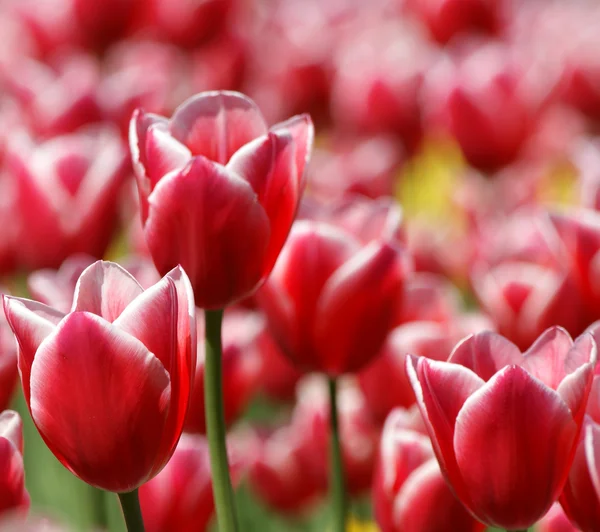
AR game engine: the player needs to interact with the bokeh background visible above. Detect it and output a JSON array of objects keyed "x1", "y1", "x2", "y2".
[{"x1": 1, "y1": 0, "x2": 600, "y2": 530}]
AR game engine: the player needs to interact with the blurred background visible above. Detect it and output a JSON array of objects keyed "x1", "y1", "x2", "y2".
[{"x1": 1, "y1": 0, "x2": 600, "y2": 530}]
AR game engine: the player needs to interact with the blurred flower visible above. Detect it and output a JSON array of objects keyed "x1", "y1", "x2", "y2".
[
  {"x1": 331, "y1": 20, "x2": 435, "y2": 152},
  {"x1": 536, "y1": 503, "x2": 578, "y2": 532},
  {"x1": 2, "y1": 54, "x2": 102, "y2": 138},
  {"x1": 140, "y1": 433, "x2": 244, "y2": 532},
  {"x1": 297, "y1": 376, "x2": 381, "y2": 495},
  {"x1": 0, "y1": 411, "x2": 29, "y2": 516},
  {"x1": 307, "y1": 136, "x2": 404, "y2": 202},
  {"x1": 424, "y1": 42, "x2": 547, "y2": 172},
  {"x1": 185, "y1": 309, "x2": 264, "y2": 433},
  {"x1": 130, "y1": 90, "x2": 313, "y2": 309},
  {"x1": 406, "y1": 327, "x2": 597, "y2": 530},
  {"x1": 259, "y1": 220, "x2": 410, "y2": 375},
  {"x1": 3, "y1": 261, "x2": 196, "y2": 492},
  {"x1": 373, "y1": 408, "x2": 483, "y2": 532},
  {"x1": 5, "y1": 126, "x2": 129, "y2": 270}
]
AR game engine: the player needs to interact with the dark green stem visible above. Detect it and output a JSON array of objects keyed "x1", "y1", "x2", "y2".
[
  {"x1": 204, "y1": 309, "x2": 239, "y2": 532},
  {"x1": 91, "y1": 487, "x2": 108, "y2": 529},
  {"x1": 117, "y1": 489, "x2": 145, "y2": 532},
  {"x1": 328, "y1": 377, "x2": 347, "y2": 532}
]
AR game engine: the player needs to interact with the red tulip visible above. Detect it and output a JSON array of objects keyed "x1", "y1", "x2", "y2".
[
  {"x1": 27, "y1": 254, "x2": 96, "y2": 313},
  {"x1": 424, "y1": 43, "x2": 543, "y2": 172},
  {"x1": 130, "y1": 90, "x2": 314, "y2": 309},
  {"x1": 0, "y1": 301, "x2": 18, "y2": 413},
  {"x1": 403, "y1": 0, "x2": 504, "y2": 44},
  {"x1": 3, "y1": 261, "x2": 196, "y2": 492},
  {"x1": 306, "y1": 136, "x2": 404, "y2": 201},
  {"x1": 6, "y1": 126, "x2": 128, "y2": 270},
  {"x1": 259, "y1": 220, "x2": 410, "y2": 375},
  {"x1": 373, "y1": 408, "x2": 483, "y2": 532},
  {"x1": 139, "y1": 433, "x2": 244, "y2": 532},
  {"x1": 185, "y1": 309, "x2": 264, "y2": 433},
  {"x1": 0, "y1": 411, "x2": 29, "y2": 515},
  {"x1": 244, "y1": 422, "x2": 327, "y2": 513},
  {"x1": 297, "y1": 377, "x2": 381, "y2": 495},
  {"x1": 472, "y1": 261, "x2": 582, "y2": 350},
  {"x1": 537, "y1": 503, "x2": 578, "y2": 532},
  {"x1": 406, "y1": 327, "x2": 597, "y2": 529}
]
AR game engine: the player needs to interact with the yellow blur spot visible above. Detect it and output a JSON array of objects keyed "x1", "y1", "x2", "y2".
[
  {"x1": 396, "y1": 135, "x2": 465, "y2": 225},
  {"x1": 346, "y1": 517, "x2": 380, "y2": 532},
  {"x1": 536, "y1": 161, "x2": 578, "y2": 206}
]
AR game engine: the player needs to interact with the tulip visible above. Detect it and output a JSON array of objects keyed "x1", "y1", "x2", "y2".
[
  {"x1": 139, "y1": 433, "x2": 245, "y2": 532},
  {"x1": 406, "y1": 327, "x2": 597, "y2": 530},
  {"x1": 259, "y1": 220, "x2": 410, "y2": 376},
  {"x1": 373, "y1": 408, "x2": 483, "y2": 532},
  {"x1": 184, "y1": 309, "x2": 263, "y2": 433},
  {"x1": 27, "y1": 254, "x2": 96, "y2": 313},
  {"x1": 3, "y1": 260, "x2": 196, "y2": 493},
  {"x1": 0, "y1": 411, "x2": 29, "y2": 516},
  {"x1": 403, "y1": 0, "x2": 503, "y2": 44},
  {"x1": 5, "y1": 126, "x2": 128, "y2": 270},
  {"x1": 472, "y1": 261, "x2": 582, "y2": 350},
  {"x1": 537, "y1": 503, "x2": 578, "y2": 532},
  {"x1": 130, "y1": 90, "x2": 313, "y2": 309},
  {"x1": 423, "y1": 43, "x2": 543, "y2": 172},
  {"x1": 0, "y1": 300, "x2": 18, "y2": 413}
]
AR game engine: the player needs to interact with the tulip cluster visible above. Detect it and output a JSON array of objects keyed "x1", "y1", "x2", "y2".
[{"x1": 3, "y1": 0, "x2": 600, "y2": 531}]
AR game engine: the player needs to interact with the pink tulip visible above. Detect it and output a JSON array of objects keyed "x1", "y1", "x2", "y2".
[
  {"x1": 259, "y1": 220, "x2": 410, "y2": 375},
  {"x1": 6, "y1": 126, "x2": 128, "y2": 270},
  {"x1": 406, "y1": 327, "x2": 597, "y2": 529},
  {"x1": 130, "y1": 90, "x2": 314, "y2": 309},
  {"x1": 3, "y1": 261, "x2": 196, "y2": 492},
  {"x1": 0, "y1": 411, "x2": 29, "y2": 515},
  {"x1": 139, "y1": 433, "x2": 244, "y2": 532},
  {"x1": 373, "y1": 408, "x2": 483, "y2": 532},
  {"x1": 537, "y1": 503, "x2": 578, "y2": 532},
  {"x1": 0, "y1": 297, "x2": 18, "y2": 413}
]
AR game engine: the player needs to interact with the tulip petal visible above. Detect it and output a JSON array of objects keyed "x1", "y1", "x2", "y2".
[
  {"x1": 586, "y1": 423, "x2": 600, "y2": 503},
  {"x1": 3, "y1": 296, "x2": 64, "y2": 402},
  {"x1": 145, "y1": 157, "x2": 271, "y2": 308},
  {"x1": 72, "y1": 261, "x2": 144, "y2": 322},
  {"x1": 0, "y1": 435, "x2": 26, "y2": 513},
  {"x1": 227, "y1": 131, "x2": 298, "y2": 274},
  {"x1": 0, "y1": 411, "x2": 23, "y2": 454},
  {"x1": 394, "y1": 459, "x2": 479, "y2": 532},
  {"x1": 144, "y1": 124, "x2": 191, "y2": 191},
  {"x1": 315, "y1": 242, "x2": 408, "y2": 374},
  {"x1": 454, "y1": 365, "x2": 578, "y2": 529},
  {"x1": 405, "y1": 355, "x2": 484, "y2": 508},
  {"x1": 169, "y1": 91, "x2": 268, "y2": 164},
  {"x1": 30, "y1": 312, "x2": 171, "y2": 492},
  {"x1": 129, "y1": 109, "x2": 169, "y2": 220},
  {"x1": 270, "y1": 114, "x2": 314, "y2": 187},
  {"x1": 449, "y1": 332, "x2": 521, "y2": 381},
  {"x1": 522, "y1": 327, "x2": 576, "y2": 389}
]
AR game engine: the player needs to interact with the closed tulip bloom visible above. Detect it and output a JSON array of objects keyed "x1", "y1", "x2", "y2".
[
  {"x1": 130, "y1": 90, "x2": 314, "y2": 309},
  {"x1": 6, "y1": 126, "x2": 128, "y2": 270},
  {"x1": 373, "y1": 408, "x2": 483, "y2": 532},
  {"x1": 3, "y1": 261, "x2": 196, "y2": 492},
  {"x1": 406, "y1": 327, "x2": 597, "y2": 530},
  {"x1": 0, "y1": 411, "x2": 29, "y2": 516},
  {"x1": 259, "y1": 220, "x2": 410, "y2": 375},
  {"x1": 139, "y1": 433, "x2": 244, "y2": 532},
  {"x1": 184, "y1": 309, "x2": 264, "y2": 433}
]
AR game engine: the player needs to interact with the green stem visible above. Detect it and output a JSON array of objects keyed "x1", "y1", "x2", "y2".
[
  {"x1": 91, "y1": 487, "x2": 108, "y2": 529},
  {"x1": 328, "y1": 377, "x2": 347, "y2": 532},
  {"x1": 117, "y1": 489, "x2": 145, "y2": 532},
  {"x1": 204, "y1": 309, "x2": 239, "y2": 532}
]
